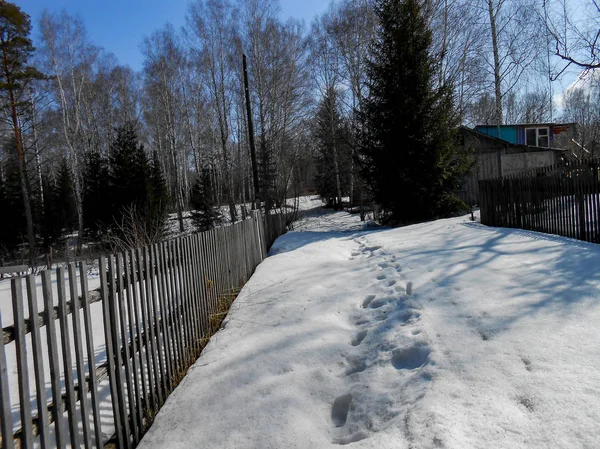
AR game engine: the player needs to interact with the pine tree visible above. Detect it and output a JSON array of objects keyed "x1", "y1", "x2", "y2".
[
  {"x1": 82, "y1": 150, "x2": 111, "y2": 239},
  {"x1": 0, "y1": 1, "x2": 45, "y2": 264},
  {"x1": 190, "y1": 168, "x2": 220, "y2": 232},
  {"x1": 358, "y1": 0, "x2": 472, "y2": 223}
]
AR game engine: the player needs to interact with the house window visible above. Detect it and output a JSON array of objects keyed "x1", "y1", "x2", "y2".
[{"x1": 525, "y1": 127, "x2": 549, "y2": 147}]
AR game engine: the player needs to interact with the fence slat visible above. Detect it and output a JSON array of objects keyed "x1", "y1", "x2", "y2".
[
  {"x1": 156, "y1": 243, "x2": 174, "y2": 391},
  {"x1": 0, "y1": 309, "x2": 14, "y2": 449},
  {"x1": 25, "y1": 275, "x2": 50, "y2": 448},
  {"x1": 41, "y1": 270, "x2": 66, "y2": 449},
  {"x1": 79, "y1": 262, "x2": 103, "y2": 448},
  {"x1": 136, "y1": 247, "x2": 155, "y2": 413},
  {"x1": 11, "y1": 277, "x2": 34, "y2": 449},
  {"x1": 102, "y1": 255, "x2": 127, "y2": 449},
  {"x1": 116, "y1": 253, "x2": 139, "y2": 444},
  {"x1": 56, "y1": 267, "x2": 80, "y2": 448},
  {"x1": 147, "y1": 246, "x2": 166, "y2": 405},
  {"x1": 67, "y1": 263, "x2": 93, "y2": 449},
  {"x1": 124, "y1": 251, "x2": 144, "y2": 438}
]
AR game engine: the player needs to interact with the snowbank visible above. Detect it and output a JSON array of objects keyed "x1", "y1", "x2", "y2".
[{"x1": 139, "y1": 211, "x2": 600, "y2": 448}]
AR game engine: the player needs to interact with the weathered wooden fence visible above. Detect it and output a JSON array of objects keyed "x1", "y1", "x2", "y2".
[
  {"x1": 0, "y1": 209, "x2": 292, "y2": 448},
  {"x1": 479, "y1": 159, "x2": 600, "y2": 243}
]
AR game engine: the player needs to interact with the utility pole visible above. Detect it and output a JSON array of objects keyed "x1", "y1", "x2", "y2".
[{"x1": 243, "y1": 53, "x2": 260, "y2": 210}]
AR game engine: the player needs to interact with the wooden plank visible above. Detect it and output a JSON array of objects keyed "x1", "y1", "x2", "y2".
[
  {"x1": 185, "y1": 236, "x2": 198, "y2": 352},
  {"x1": 147, "y1": 246, "x2": 165, "y2": 405},
  {"x1": 136, "y1": 247, "x2": 155, "y2": 413},
  {"x1": 166, "y1": 241, "x2": 185, "y2": 377},
  {"x1": 56, "y1": 267, "x2": 81, "y2": 448},
  {"x1": 175, "y1": 239, "x2": 191, "y2": 366},
  {"x1": 183, "y1": 237, "x2": 199, "y2": 356},
  {"x1": 0, "y1": 265, "x2": 28, "y2": 276},
  {"x1": 156, "y1": 243, "x2": 174, "y2": 391},
  {"x1": 103, "y1": 255, "x2": 128, "y2": 448},
  {"x1": 194, "y1": 234, "x2": 207, "y2": 346},
  {"x1": 25, "y1": 275, "x2": 50, "y2": 448},
  {"x1": 124, "y1": 251, "x2": 144, "y2": 437},
  {"x1": 11, "y1": 277, "x2": 34, "y2": 448},
  {"x1": 41, "y1": 270, "x2": 66, "y2": 449},
  {"x1": 0, "y1": 309, "x2": 14, "y2": 449},
  {"x1": 116, "y1": 253, "x2": 139, "y2": 444},
  {"x1": 79, "y1": 262, "x2": 103, "y2": 448},
  {"x1": 163, "y1": 241, "x2": 182, "y2": 377},
  {"x1": 67, "y1": 263, "x2": 93, "y2": 449},
  {"x1": 197, "y1": 233, "x2": 211, "y2": 338}
]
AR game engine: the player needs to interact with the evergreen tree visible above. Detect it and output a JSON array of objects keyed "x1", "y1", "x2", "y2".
[
  {"x1": 358, "y1": 0, "x2": 472, "y2": 223},
  {"x1": 109, "y1": 122, "x2": 151, "y2": 219},
  {"x1": 39, "y1": 170, "x2": 61, "y2": 248},
  {"x1": 149, "y1": 149, "x2": 169, "y2": 222},
  {"x1": 0, "y1": 157, "x2": 26, "y2": 254},
  {"x1": 55, "y1": 157, "x2": 78, "y2": 232},
  {"x1": 0, "y1": 1, "x2": 45, "y2": 264},
  {"x1": 314, "y1": 87, "x2": 353, "y2": 208},
  {"x1": 190, "y1": 168, "x2": 220, "y2": 232},
  {"x1": 82, "y1": 150, "x2": 111, "y2": 238}
]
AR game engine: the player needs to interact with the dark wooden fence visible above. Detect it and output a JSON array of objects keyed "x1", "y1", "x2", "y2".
[
  {"x1": 479, "y1": 159, "x2": 600, "y2": 243},
  {"x1": 0, "y1": 209, "x2": 293, "y2": 448}
]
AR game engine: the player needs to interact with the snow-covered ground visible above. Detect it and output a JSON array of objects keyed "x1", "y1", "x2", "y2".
[
  {"x1": 139, "y1": 210, "x2": 600, "y2": 449},
  {"x1": 167, "y1": 195, "x2": 324, "y2": 238}
]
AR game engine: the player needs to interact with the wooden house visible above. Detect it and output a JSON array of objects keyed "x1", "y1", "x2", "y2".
[{"x1": 457, "y1": 123, "x2": 576, "y2": 205}]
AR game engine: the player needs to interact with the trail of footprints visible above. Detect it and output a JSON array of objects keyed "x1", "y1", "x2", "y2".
[{"x1": 331, "y1": 240, "x2": 432, "y2": 445}]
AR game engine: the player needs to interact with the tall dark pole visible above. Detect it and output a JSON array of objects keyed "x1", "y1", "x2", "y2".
[{"x1": 243, "y1": 53, "x2": 260, "y2": 209}]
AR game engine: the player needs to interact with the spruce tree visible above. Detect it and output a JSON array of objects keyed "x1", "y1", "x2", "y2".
[
  {"x1": 358, "y1": 0, "x2": 472, "y2": 223},
  {"x1": 40, "y1": 170, "x2": 61, "y2": 248},
  {"x1": 82, "y1": 150, "x2": 111, "y2": 239},
  {"x1": 314, "y1": 87, "x2": 352, "y2": 208},
  {"x1": 190, "y1": 168, "x2": 220, "y2": 232},
  {"x1": 55, "y1": 157, "x2": 78, "y2": 232},
  {"x1": 149, "y1": 149, "x2": 169, "y2": 222},
  {"x1": 109, "y1": 122, "x2": 151, "y2": 219}
]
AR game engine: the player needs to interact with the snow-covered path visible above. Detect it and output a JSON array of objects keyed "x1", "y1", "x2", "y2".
[{"x1": 139, "y1": 212, "x2": 600, "y2": 449}]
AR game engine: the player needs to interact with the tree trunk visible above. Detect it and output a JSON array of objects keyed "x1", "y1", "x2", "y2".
[{"x1": 488, "y1": 0, "x2": 503, "y2": 125}]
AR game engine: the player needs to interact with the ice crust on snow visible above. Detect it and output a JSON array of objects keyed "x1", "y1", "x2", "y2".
[{"x1": 140, "y1": 210, "x2": 600, "y2": 449}]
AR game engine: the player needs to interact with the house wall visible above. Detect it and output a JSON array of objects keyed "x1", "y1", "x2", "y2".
[{"x1": 501, "y1": 151, "x2": 557, "y2": 176}]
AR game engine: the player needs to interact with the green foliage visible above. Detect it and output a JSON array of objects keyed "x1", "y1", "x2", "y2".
[
  {"x1": 110, "y1": 123, "x2": 152, "y2": 218},
  {"x1": 0, "y1": 157, "x2": 25, "y2": 255},
  {"x1": 358, "y1": 0, "x2": 473, "y2": 223},
  {"x1": 149, "y1": 149, "x2": 169, "y2": 223},
  {"x1": 104, "y1": 122, "x2": 167, "y2": 247},
  {"x1": 0, "y1": 1, "x2": 45, "y2": 100},
  {"x1": 314, "y1": 87, "x2": 353, "y2": 208},
  {"x1": 83, "y1": 150, "x2": 111, "y2": 239},
  {"x1": 190, "y1": 168, "x2": 221, "y2": 232}
]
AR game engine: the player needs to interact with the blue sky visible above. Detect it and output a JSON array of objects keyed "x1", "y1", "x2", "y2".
[{"x1": 16, "y1": 0, "x2": 331, "y2": 71}]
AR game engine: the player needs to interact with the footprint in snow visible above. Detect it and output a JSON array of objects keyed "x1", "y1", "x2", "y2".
[
  {"x1": 331, "y1": 394, "x2": 353, "y2": 427},
  {"x1": 362, "y1": 295, "x2": 376, "y2": 308},
  {"x1": 345, "y1": 357, "x2": 368, "y2": 376},
  {"x1": 391, "y1": 343, "x2": 430, "y2": 370},
  {"x1": 351, "y1": 330, "x2": 368, "y2": 346},
  {"x1": 333, "y1": 431, "x2": 369, "y2": 445},
  {"x1": 386, "y1": 279, "x2": 396, "y2": 287},
  {"x1": 376, "y1": 274, "x2": 386, "y2": 280}
]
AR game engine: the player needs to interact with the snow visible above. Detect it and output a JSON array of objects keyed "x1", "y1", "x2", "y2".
[
  {"x1": 139, "y1": 210, "x2": 600, "y2": 449},
  {"x1": 167, "y1": 195, "x2": 324, "y2": 238}
]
